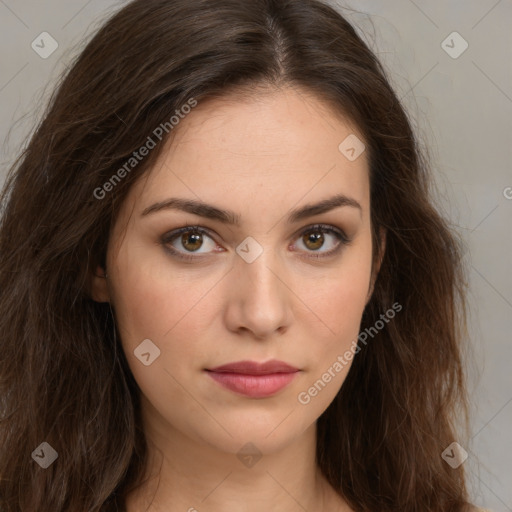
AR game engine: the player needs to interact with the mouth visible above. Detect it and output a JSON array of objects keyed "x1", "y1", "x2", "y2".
[{"x1": 204, "y1": 360, "x2": 300, "y2": 398}]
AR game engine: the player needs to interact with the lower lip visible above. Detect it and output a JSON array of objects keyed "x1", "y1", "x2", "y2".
[{"x1": 206, "y1": 371, "x2": 298, "y2": 398}]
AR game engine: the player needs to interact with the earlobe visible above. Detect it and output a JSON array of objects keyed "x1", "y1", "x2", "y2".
[{"x1": 89, "y1": 265, "x2": 110, "y2": 303}]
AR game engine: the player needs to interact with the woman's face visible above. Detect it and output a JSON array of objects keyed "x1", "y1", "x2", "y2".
[{"x1": 92, "y1": 85, "x2": 380, "y2": 456}]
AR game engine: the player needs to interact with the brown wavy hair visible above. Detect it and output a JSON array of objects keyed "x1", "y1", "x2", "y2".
[{"x1": 0, "y1": 0, "x2": 473, "y2": 510}]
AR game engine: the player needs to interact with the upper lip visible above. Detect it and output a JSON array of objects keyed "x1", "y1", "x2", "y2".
[{"x1": 206, "y1": 359, "x2": 299, "y2": 375}]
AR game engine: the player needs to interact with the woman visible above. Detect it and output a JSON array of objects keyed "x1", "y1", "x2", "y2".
[{"x1": 0, "y1": 0, "x2": 486, "y2": 510}]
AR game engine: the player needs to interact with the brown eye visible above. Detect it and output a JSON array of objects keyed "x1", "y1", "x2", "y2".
[
  {"x1": 294, "y1": 224, "x2": 350, "y2": 259},
  {"x1": 180, "y1": 231, "x2": 204, "y2": 252},
  {"x1": 302, "y1": 230, "x2": 325, "y2": 251},
  {"x1": 162, "y1": 226, "x2": 218, "y2": 261}
]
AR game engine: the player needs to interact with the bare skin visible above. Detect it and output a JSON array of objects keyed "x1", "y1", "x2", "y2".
[{"x1": 91, "y1": 84, "x2": 384, "y2": 512}]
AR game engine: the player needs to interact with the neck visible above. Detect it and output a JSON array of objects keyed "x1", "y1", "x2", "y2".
[{"x1": 124, "y1": 397, "x2": 346, "y2": 512}]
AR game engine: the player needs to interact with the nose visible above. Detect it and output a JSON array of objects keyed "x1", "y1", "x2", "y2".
[{"x1": 223, "y1": 242, "x2": 292, "y2": 340}]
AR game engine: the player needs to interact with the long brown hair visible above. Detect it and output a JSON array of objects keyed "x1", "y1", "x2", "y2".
[{"x1": 0, "y1": 0, "x2": 472, "y2": 510}]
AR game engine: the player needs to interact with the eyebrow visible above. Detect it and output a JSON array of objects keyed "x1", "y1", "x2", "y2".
[{"x1": 141, "y1": 193, "x2": 362, "y2": 225}]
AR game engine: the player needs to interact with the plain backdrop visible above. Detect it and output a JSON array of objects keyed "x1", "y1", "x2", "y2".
[{"x1": 0, "y1": 0, "x2": 511, "y2": 510}]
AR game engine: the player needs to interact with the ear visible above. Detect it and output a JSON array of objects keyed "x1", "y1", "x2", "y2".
[
  {"x1": 89, "y1": 265, "x2": 110, "y2": 303},
  {"x1": 366, "y1": 227, "x2": 386, "y2": 304}
]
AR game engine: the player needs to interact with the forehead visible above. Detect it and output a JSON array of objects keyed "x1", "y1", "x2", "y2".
[{"x1": 125, "y1": 86, "x2": 370, "y2": 222}]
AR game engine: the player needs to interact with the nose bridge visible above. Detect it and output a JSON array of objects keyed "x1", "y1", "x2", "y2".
[
  {"x1": 230, "y1": 235, "x2": 290, "y2": 333},
  {"x1": 236, "y1": 235, "x2": 282, "y2": 296}
]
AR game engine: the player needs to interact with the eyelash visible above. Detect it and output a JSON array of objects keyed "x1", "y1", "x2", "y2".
[{"x1": 161, "y1": 223, "x2": 352, "y2": 262}]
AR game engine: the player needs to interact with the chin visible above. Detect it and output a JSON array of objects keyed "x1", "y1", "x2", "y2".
[{"x1": 188, "y1": 409, "x2": 315, "y2": 457}]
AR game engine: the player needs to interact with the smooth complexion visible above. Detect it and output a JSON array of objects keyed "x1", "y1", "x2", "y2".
[{"x1": 91, "y1": 84, "x2": 385, "y2": 512}]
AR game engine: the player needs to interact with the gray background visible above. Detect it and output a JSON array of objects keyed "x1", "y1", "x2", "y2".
[{"x1": 0, "y1": 0, "x2": 510, "y2": 510}]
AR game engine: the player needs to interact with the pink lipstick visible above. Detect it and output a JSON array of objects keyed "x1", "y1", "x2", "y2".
[{"x1": 205, "y1": 360, "x2": 300, "y2": 398}]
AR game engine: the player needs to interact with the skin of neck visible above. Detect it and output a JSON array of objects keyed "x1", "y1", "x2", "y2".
[{"x1": 124, "y1": 395, "x2": 343, "y2": 512}]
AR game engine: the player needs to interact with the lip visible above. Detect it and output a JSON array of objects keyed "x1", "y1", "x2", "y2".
[
  {"x1": 205, "y1": 360, "x2": 300, "y2": 398},
  {"x1": 208, "y1": 360, "x2": 299, "y2": 375}
]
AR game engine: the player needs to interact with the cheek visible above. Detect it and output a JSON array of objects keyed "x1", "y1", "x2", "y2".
[
  {"x1": 108, "y1": 256, "x2": 216, "y2": 416},
  {"x1": 313, "y1": 271, "x2": 369, "y2": 322},
  {"x1": 304, "y1": 249, "x2": 372, "y2": 333},
  {"x1": 299, "y1": 243, "x2": 372, "y2": 373},
  {"x1": 309, "y1": 278, "x2": 369, "y2": 373},
  {"x1": 108, "y1": 242, "x2": 221, "y2": 368},
  {"x1": 293, "y1": 264, "x2": 371, "y2": 414}
]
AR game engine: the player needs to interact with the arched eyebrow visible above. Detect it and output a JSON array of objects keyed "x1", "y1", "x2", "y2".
[{"x1": 141, "y1": 193, "x2": 362, "y2": 225}]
